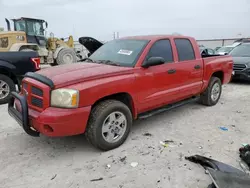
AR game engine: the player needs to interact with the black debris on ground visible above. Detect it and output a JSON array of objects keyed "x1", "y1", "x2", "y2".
[
  {"x1": 143, "y1": 133, "x2": 153, "y2": 137},
  {"x1": 51, "y1": 174, "x2": 57, "y2": 180},
  {"x1": 186, "y1": 155, "x2": 250, "y2": 188},
  {"x1": 90, "y1": 177, "x2": 103, "y2": 182},
  {"x1": 239, "y1": 144, "x2": 250, "y2": 168},
  {"x1": 120, "y1": 156, "x2": 127, "y2": 163}
]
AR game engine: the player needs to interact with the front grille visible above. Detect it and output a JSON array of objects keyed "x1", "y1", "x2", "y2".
[
  {"x1": 31, "y1": 97, "x2": 43, "y2": 108},
  {"x1": 233, "y1": 64, "x2": 246, "y2": 71},
  {"x1": 30, "y1": 86, "x2": 44, "y2": 108},
  {"x1": 22, "y1": 82, "x2": 45, "y2": 109},
  {"x1": 31, "y1": 86, "x2": 43, "y2": 97}
]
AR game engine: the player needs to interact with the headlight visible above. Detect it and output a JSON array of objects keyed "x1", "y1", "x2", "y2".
[{"x1": 51, "y1": 89, "x2": 79, "y2": 108}]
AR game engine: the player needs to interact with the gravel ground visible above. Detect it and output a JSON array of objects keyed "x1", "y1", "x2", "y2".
[{"x1": 0, "y1": 82, "x2": 250, "y2": 188}]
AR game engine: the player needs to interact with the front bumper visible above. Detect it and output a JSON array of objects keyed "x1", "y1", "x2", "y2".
[
  {"x1": 8, "y1": 92, "x2": 91, "y2": 137},
  {"x1": 232, "y1": 68, "x2": 250, "y2": 81}
]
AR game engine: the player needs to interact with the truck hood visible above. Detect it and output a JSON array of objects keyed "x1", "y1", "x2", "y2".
[
  {"x1": 232, "y1": 57, "x2": 250, "y2": 65},
  {"x1": 37, "y1": 62, "x2": 133, "y2": 88}
]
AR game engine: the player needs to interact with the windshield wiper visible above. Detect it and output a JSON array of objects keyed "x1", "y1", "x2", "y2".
[{"x1": 97, "y1": 60, "x2": 120, "y2": 66}]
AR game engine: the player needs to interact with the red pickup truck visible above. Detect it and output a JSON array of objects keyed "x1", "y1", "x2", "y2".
[{"x1": 8, "y1": 35, "x2": 233, "y2": 151}]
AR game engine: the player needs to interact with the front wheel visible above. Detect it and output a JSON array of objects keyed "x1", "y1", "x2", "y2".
[
  {"x1": 200, "y1": 77, "x2": 222, "y2": 106},
  {"x1": 85, "y1": 100, "x2": 132, "y2": 151}
]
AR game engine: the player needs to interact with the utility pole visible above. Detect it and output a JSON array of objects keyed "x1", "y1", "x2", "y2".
[{"x1": 113, "y1": 32, "x2": 119, "y2": 39}]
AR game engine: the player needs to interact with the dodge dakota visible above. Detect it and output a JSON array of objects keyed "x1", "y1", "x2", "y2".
[
  {"x1": 0, "y1": 51, "x2": 40, "y2": 104},
  {"x1": 8, "y1": 35, "x2": 233, "y2": 151}
]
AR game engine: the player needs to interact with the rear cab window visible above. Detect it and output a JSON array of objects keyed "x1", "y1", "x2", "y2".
[
  {"x1": 174, "y1": 38, "x2": 196, "y2": 61},
  {"x1": 146, "y1": 39, "x2": 173, "y2": 63}
]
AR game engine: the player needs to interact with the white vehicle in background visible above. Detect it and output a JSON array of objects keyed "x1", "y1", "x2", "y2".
[{"x1": 216, "y1": 43, "x2": 241, "y2": 55}]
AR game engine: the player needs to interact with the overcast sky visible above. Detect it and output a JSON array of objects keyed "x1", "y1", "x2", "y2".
[{"x1": 0, "y1": 0, "x2": 249, "y2": 41}]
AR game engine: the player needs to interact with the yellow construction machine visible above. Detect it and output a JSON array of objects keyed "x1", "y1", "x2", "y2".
[{"x1": 0, "y1": 17, "x2": 77, "y2": 65}]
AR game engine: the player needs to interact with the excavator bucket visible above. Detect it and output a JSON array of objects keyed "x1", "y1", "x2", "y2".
[{"x1": 78, "y1": 37, "x2": 103, "y2": 55}]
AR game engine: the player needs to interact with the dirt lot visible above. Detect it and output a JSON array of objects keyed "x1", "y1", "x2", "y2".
[{"x1": 0, "y1": 82, "x2": 250, "y2": 188}]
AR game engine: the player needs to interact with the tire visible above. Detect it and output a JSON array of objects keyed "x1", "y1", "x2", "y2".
[
  {"x1": 0, "y1": 74, "x2": 16, "y2": 105},
  {"x1": 85, "y1": 100, "x2": 133, "y2": 151},
  {"x1": 56, "y1": 48, "x2": 77, "y2": 65},
  {"x1": 200, "y1": 77, "x2": 222, "y2": 106}
]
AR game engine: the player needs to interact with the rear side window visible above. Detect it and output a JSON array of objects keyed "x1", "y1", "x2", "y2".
[
  {"x1": 174, "y1": 39, "x2": 195, "y2": 61},
  {"x1": 147, "y1": 39, "x2": 173, "y2": 63}
]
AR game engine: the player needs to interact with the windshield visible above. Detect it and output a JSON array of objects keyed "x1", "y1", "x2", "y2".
[
  {"x1": 229, "y1": 44, "x2": 250, "y2": 57},
  {"x1": 26, "y1": 20, "x2": 44, "y2": 36},
  {"x1": 217, "y1": 46, "x2": 233, "y2": 53},
  {"x1": 15, "y1": 20, "x2": 44, "y2": 36},
  {"x1": 89, "y1": 39, "x2": 149, "y2": 67}
]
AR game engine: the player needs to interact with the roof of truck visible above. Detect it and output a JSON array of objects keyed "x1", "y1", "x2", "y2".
[{"x1": 121, "y1": 34, "x2": 192, "y2": 40}]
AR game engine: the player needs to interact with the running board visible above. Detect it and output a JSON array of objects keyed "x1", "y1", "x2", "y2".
[{"x1": 138, "y1": 96, "x2": 200, "y2": 119}]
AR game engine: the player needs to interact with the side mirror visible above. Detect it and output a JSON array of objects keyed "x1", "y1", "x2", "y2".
[
  {"x1": 224, "y1": 52, "x2": 228, "y2": 55},
  {"x1": 45, "y1": 22, "x2": 48, "y2": 29},
  {"x1": 142, "y1": 57, "x2": 165, "y2": 68}
]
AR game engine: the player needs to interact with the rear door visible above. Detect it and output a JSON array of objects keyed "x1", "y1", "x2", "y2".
[{"x1": 172, "y1": 38, "x2": 203, "y2": 98}]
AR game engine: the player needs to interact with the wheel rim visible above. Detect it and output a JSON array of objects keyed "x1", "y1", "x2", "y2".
[
  {"x1": 63, "y1": 54, "x2": 74, "y2": 63},
  {"x1": 0, "y1": 80, "x2": 10, "y2": 99},
  {"x1": 211, "y1": 82, "x2": 220, "y2": 102},
  {"x1": 102, "y1": 111, "x2": 127, "y2": 143}
]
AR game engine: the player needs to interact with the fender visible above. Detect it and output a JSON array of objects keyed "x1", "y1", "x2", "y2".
[
  {"x1": 53, "y1": 46, "x2": 68, "y2": 59},
  {"x1": 9, "y1": 43, "x2": 39, "y2": 51}
]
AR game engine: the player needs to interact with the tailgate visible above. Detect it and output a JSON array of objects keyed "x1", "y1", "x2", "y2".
[{"x1": 0, "y1": 51, "x2": 39, "y2": 74}]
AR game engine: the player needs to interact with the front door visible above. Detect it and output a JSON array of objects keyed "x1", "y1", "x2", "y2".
[{"x1": 136, "y1": 39, "x2": 181, "y2": 113}]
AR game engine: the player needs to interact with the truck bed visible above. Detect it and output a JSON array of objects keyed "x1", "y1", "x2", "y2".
[{"x1": 202, "y1": 55, "x2": 233, "y2": 86}]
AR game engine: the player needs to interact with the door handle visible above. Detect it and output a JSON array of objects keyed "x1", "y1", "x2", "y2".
[
  {"x1": 194, "y1": 65, "x2": 201, "y2": 69},
  {"x1": 167, "y1": 69, "x2": 176, "y2": 74}
]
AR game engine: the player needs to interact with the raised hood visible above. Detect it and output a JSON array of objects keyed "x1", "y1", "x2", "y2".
[
  {"x1": 78, "y1": 37, "x2": 104, "y2": 55},
  {"x1": 37, "y1": 63, "x2": 133, "y2": 88}
]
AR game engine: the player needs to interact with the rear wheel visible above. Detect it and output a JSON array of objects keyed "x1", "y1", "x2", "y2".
[
  {"x1": 85, "y1": 100, "x2": 132, "y2": 151},
  {"x1": 0, "y1": 74, "x2": 16, "y2": 105},
  {"x1": 56, "y1": 48, "x2": 77, "y2": 65},
  {"x1": 200, "y1": 77, "x2": 222, "y2": 106}
]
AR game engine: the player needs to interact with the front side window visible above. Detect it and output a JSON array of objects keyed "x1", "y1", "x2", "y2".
[
  {"x1": 175, "y1": 39, "x2": 195, "y2": 61},
  {"x1": 90, "y1": 39, "x2": 149, "y2": 67},
  {"x1": 146, "y1": 39, "x2": 173, "y2": 63},
  {"x1": 15, "y1": 20, "x2": 26, "y2": 32}
]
